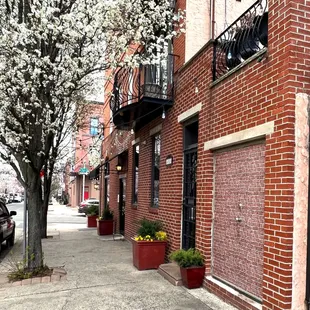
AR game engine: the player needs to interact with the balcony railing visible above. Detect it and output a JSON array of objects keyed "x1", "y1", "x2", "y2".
[
  {"x1": 212, "y1": 0, "x2": 268, "y2": 81},
  {"x1": 110, "y1": 56, "x2": 174, "y2": 116}
]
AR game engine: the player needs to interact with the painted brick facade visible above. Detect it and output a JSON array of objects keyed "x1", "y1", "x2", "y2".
[{"x1": 100, "y1": 1, "x2": 310, "y2": 309}]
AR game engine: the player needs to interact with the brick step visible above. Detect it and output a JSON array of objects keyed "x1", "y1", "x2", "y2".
[{"x1": 157, "y1": 262, "x2": 183, "y2": 286}]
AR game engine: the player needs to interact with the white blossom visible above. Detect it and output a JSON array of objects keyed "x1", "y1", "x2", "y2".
[{"x1": 0, "y1": 0, "x2": 184, "y2": 175}]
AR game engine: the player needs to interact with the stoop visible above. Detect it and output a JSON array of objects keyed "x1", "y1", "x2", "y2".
[{"x1": 158, "y1": 262, "x2": 183, "y2": 286}]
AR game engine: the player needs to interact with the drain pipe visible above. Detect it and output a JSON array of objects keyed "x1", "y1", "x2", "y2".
[
  {"x1": 306, "y1": 118, "x2": 310, "y2": 309},
  {"x1": 210, "y1": 0, "x2": 215, "y2": 39}
]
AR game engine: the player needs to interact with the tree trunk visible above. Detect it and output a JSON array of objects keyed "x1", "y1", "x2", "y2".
[
  {"x1": 27, "y1": 174, "x2": 43, "y2": 270},
  {"x1": 41, "y1": 202, "x2": 48, "y2": 239}
]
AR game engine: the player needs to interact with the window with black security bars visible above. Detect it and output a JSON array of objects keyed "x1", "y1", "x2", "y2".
[
  {"x1": 132, "y1": 144, "x2": 139, "y2": 204},
  {"x1": 151, "y1": 134, "x2": 161, "y2": 208}
]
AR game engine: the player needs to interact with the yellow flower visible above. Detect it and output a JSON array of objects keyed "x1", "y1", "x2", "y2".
[{"x1": 155, "y1": 231, "x2": 167, "y2": 241}]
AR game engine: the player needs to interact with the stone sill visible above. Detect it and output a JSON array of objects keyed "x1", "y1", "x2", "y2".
[
  {"x1": 149, "y1": 207, "x2": 159, "y2": 214},
  {"x1": 206, "y1": 276, "x2": 262, "y2": 310},
  {"x1": 131, "y1": 204, "x2": 138, "y2": 210}
]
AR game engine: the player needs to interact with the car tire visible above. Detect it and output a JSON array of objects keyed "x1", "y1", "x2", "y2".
[{"x1": 7, "y1": 229, "x2": 15, "y2": 247}]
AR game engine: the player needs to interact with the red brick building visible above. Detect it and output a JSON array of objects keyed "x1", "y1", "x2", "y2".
[
  {"x1": 67, "y1": 101, "x2": 105, "y2": 207},
  {"x1": 100, "y1": 0, "x2": 310, "y2": 309}
]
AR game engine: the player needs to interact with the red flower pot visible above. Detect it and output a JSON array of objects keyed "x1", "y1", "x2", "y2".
[
  {"x1": 132, "y1": 238, "x2": 166, "y2": 270},
  {"x1": 87, "y1": 215, "x2": 98, "y2": 228},
  {"x1": 97, "y1": 219, "x2": 114, "y2": 235},
  {"x1": 180, "y1": 266, "x2": 205, "y2": 289}
]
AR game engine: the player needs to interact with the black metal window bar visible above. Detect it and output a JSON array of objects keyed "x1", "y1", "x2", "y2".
[
  {"x1": 182, "y1": 149, "x2": 197, "y2": 250},
  {"x1": 212, "y1": 0, "x2": 268, "y2": 81},
  {"x1": 110, "y1": 55, "x2": 174, "y2": 114}
]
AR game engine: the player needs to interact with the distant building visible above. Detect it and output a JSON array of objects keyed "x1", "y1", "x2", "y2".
[{"x1": 67, "y1": 101, "x2": 105, "y2": 207}]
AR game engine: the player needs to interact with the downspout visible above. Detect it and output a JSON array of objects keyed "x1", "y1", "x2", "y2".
[{"x1": 211, "y1": 0, "x2": 215, "y2": 39}]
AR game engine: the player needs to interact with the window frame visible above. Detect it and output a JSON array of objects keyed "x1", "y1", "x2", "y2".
[
  {"x1": 90, "y1": 117, "x2": 99, "y2": 136},
  {"x1": 151, "y1": 133, "x2": 161, "y2": 208},
  {"x1": 0, "y1": 201, "x2": 8, "y2": 217}
]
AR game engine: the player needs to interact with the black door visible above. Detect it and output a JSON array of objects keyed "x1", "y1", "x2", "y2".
[
  {"x1": 182, "y1": 148, "x2": 197, "y2": 249},
  {"x1": 182, "y1": 120, "x2": 198, "y2": 250},
  {"x1": 119, "y1": 178, "x2": 126, "y2": 235}
]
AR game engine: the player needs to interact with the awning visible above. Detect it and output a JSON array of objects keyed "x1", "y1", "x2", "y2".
[{"x1": 89, "y1": 165, "x2": 100, "y2": 180}]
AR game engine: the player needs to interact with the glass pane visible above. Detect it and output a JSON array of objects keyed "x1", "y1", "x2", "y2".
[
  {"x1": 133, "y1": 144, "x2": 139, "y2": 203},
  {"x1": 90, "y1": 118, "x2": 99, "y2": 135},
  {"x1": 152, "y1": 135, "x2": 160, "y2": 207}
]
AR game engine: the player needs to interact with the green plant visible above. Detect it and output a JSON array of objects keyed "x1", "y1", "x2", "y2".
[
  {"x1": 7, "y1": 246, "x2": 52, "y2": 282},
  {"x1": 8, "y1": 264, "x2": 52, "y2": 282},
  {"x1": 85, "y1": 204, "x2": 99, "y2": 216},
  {"x1": 137, "y1": 218, "x2": 163, "y2": 239},
  {"x1": 99, "y1": 207, "x2": 114, "y2": 220},
  {"x1": 169, "y1": 248, "x2": 204, "y2": 268}
]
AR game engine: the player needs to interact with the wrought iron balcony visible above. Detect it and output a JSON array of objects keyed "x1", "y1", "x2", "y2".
[
  {"x1": 212, "y1": 0, "x2": 268, "y2": 81},
  {"x1": 110, "y1": 56, "x2": 174, "y2": 130}
]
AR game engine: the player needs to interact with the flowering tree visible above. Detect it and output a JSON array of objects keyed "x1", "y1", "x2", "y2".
[
  {"x1": 0, "y1": 0, "x2": 183, "y2": 269},
  {"x1": 0, "y1": 162, "x2": 23, "y2": 194}
]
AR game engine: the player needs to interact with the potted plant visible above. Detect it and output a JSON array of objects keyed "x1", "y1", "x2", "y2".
[
  {"x1": 132, "y1": 218, "x2": 167, "y2": 270},
  {"x1": 97, "y1": 207, "x2": 114, "y2": 235},
  {"x1": 85, "y1": 204, "x2": 99, "y2": 228},
  {"x1": 169, "y1": 248, "x2": 205, "y2": 289}
]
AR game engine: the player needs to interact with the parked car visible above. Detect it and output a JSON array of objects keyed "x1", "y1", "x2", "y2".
[
  {"x1": 78, "y1": 199, "x2": 100, "y2": 214},
  {"x1": 0, "y1": 199, "x2": 16, "y2": 253},
  {"x1": 12, "y1": 195, "x2": 22, "y2": 203}
]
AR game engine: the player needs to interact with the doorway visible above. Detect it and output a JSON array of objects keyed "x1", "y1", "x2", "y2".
[
  {"x1": 182, "y1": 120, "x2": 198, "y2": 250},
  {"x1": 119, "y1": 178, "x2": 126, "y2": 235}
]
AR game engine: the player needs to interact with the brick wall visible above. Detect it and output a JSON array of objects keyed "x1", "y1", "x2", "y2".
[{"x1": 101, "y1": 0, "x2": 310, "y2": 309}]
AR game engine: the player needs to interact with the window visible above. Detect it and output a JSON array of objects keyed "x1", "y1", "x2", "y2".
[
  {"x1": 104, "y1": 178, "x2": 110, "y2": 208},
  {"x1": 90, "y1": 118, "x2": 99, "y2": 136},
  {"x1": 109, "y1": 109, "x2": 113, "y2": 134},
  {"x1": 151, "y1": 134, "x2": 161, "y2": 207},
  {"x1": 0, "y1": 202, "x2": 8, "y2": 217},
  {"x1": 104, "y1": 162, "x2": 110, "y2": 208},
  {"x1": 132, "y1": 144, "x2": 139, "y2": 204}
]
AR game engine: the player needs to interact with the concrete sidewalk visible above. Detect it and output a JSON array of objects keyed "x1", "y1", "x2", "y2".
[{"x1": 0, "y1": 228, "x2": 236, "y2": 310}]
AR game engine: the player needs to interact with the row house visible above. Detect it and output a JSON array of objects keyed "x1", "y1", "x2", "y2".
[
  {"x1": 100, "y1": 1, "x2": 310, "y2": 309},
  {"x1": 67, "y1": 101, "x2": 105, "y2": 207}
]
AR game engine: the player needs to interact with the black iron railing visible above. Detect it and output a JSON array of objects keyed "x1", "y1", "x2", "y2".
[
  {"x1": 110, "y1": 56, "x2": 174, "y2": 114},
  {"x1": 212, "y1": 0, "x2": 268, "y2": 81}
]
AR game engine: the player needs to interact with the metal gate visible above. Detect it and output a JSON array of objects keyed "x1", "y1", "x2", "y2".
[{"x1": 182, "y1": 148, "x2": 197, "y2": 249}]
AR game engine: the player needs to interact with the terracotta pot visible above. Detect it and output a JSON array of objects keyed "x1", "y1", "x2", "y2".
[
  {"x1": 180, "y1": 266, "x2": 205, "y2": 289},
  {"x1": 97, "y1": 219, "x2": 114, "y2": 235},
  {"x1": 87, "y1": 215, "x2": 98, "y2": 228},
  {"x1": 132, "y1": 238, "x2": 166, "y2": 270}
]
